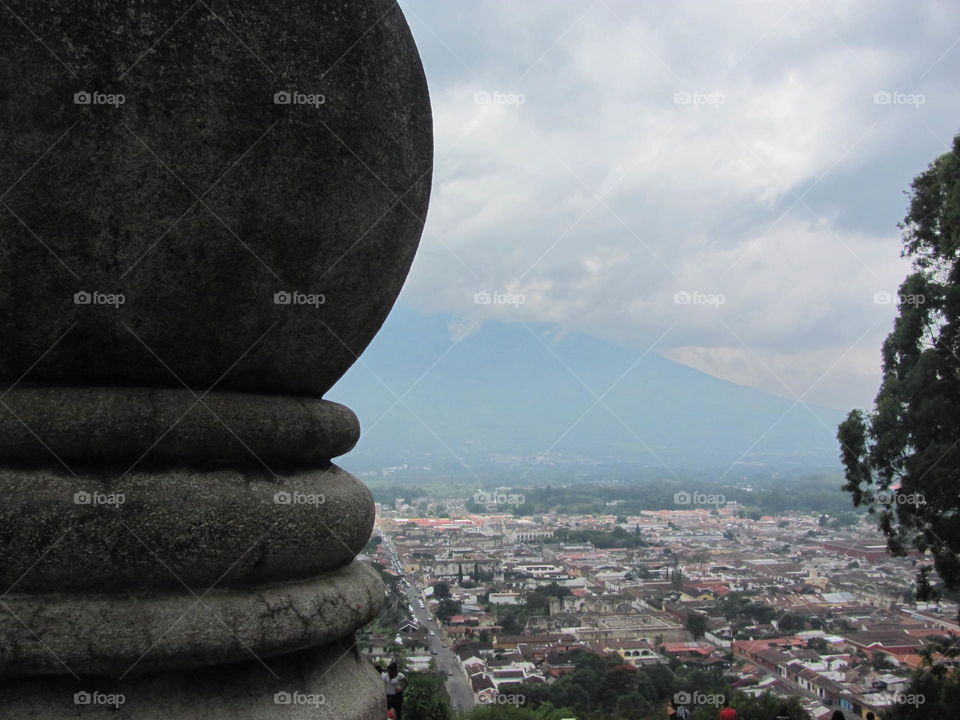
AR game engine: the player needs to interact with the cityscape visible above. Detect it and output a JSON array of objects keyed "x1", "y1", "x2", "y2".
[
  {"x1": 1, "y1": 1, "x2": 958, "y2": 719},
  {"x1": 358, "y1": 488, "x2": 958, "y2": 719}
]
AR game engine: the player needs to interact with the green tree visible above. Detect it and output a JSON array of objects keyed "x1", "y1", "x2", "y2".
[
  {"x1": 401, "y1": 672, "x2": 450, "y2": 720},
  {"x1": 915, "y1": 564, "x2": 940, "y2": 601},
  {"x1": 467, "y1": 703, "x2": 574, "y2": 720},
  {"x1": 777, "y1": 612, "x2": 806, "y2": 632},
  {"x1": 838, "y1": 131, "x2": 960, "y2": 590},
  {"x1": 496, "y1": 607, "x2": 526, "y2": 635},
  {"x1": 671, "y1": 567, "x2": 683, "y2": 590},
  {"x1": 436, "y1": 598, "x2": 462, "y2": 623},
  {"x1": 526, "y1": 591, "x2": 550, "y2": 613},
  {"x1": 710, "y1": 692, "x2": 808, "y2": 720},
  {"x1": 540, "y1": 582, "x2": 570, "y2": 599},
  {"x1": 874, "y1": 667, "x2": 960, "y2": 720},
  {"x1": 686, "y1": 612, "x2": 708, "y2": 640}
]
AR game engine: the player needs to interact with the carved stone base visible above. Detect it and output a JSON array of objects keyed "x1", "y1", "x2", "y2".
[
  {"x1": 0, "y1": 636, "x2": 385, "y2": 719},
  {"x1": 0, "y1": 390, "x2": 386, "y2": 711},
  {"x1": 0, "y1": 561, "x2": 384, "y2": 677}
]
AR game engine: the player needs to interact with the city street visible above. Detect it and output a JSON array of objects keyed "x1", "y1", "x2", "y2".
[
  {"x1": 383, "y1": 535, "x2": 474, "y2": 712},
  {"x1": 401, "y1": 581, "x2": 475, "y2": 711}
]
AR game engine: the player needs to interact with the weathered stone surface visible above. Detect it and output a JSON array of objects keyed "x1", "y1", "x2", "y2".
[
  {"x1": 0, "y1": 636, "x2": 384, "y2": 719},
  {"x1": 0, "y1": 2, "x2": 427, "y2": 715},
  {"x1": 0, "y1": 561, "x2": 384, "y2": 677},
  {"x1": 0, "y1": 387, "x2": 360, "y2": 464},
  {"x1": 0, "y1": 464, "x2": 374, "y2": 592},
  {"x1": 0, "y1": 0, "x2": 432, "y2": 397}
]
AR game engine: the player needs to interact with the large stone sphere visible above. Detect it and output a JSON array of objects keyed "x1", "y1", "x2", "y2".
[{"x1": 0, "y1": 0, "x2": 432, "y2": 397}]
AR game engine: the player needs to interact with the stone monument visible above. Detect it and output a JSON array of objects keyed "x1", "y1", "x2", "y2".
[{"x1": 0, "y1": 0, "x2": 431, "y2": 716}]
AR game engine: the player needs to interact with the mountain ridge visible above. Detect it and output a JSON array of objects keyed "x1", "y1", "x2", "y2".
[{"x1": 326, "y1": 305, "x2": 844, "y2": 477}]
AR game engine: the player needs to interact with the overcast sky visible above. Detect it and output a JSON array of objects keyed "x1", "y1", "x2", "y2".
[{"x1": 394, "y1": 0, "x2": 960, "y2": 411}]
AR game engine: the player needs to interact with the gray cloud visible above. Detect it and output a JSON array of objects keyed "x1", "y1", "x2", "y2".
[{"x1": 397, "y1": 0, "x2": 960, "y2": 409}]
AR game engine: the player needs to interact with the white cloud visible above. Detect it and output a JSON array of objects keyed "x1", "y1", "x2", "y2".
[{"x1": 399, "y1": 0, "x2": 960, "y2": 409}]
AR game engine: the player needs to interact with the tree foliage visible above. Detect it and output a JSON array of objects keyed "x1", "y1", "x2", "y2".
[
  {"x1": 481, "y1": 651, "x2": 813, "y2": 720},
  {"x1": 883, "y1": 666, "x2": 960, "y2": 720},
  {"x1": 686, "y1": 612, "x2": 708, "y2": 640},
  {"x1": 402, "y1": 672, "x2": 451, "y2": 720},
  {"x1": 690, "y1": 693, "x2": 806, "y2": 720},
  {"x1": 437, "y1": 598, "x2": 462, "y2": 623},
  {"x1": 838, "y1": 131, "x2": 960, "y2": 590},
  {"x1": 552, "y1": 526, "x2": 650, "y2": 548},
  {"x1": 466, "y1": 703, "x2": 574, "y2": 720}
]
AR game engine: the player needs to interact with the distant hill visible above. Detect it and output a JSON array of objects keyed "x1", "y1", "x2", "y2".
[{"x1": 326, "y1": 305, "x2": 844, "y2": 478}]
